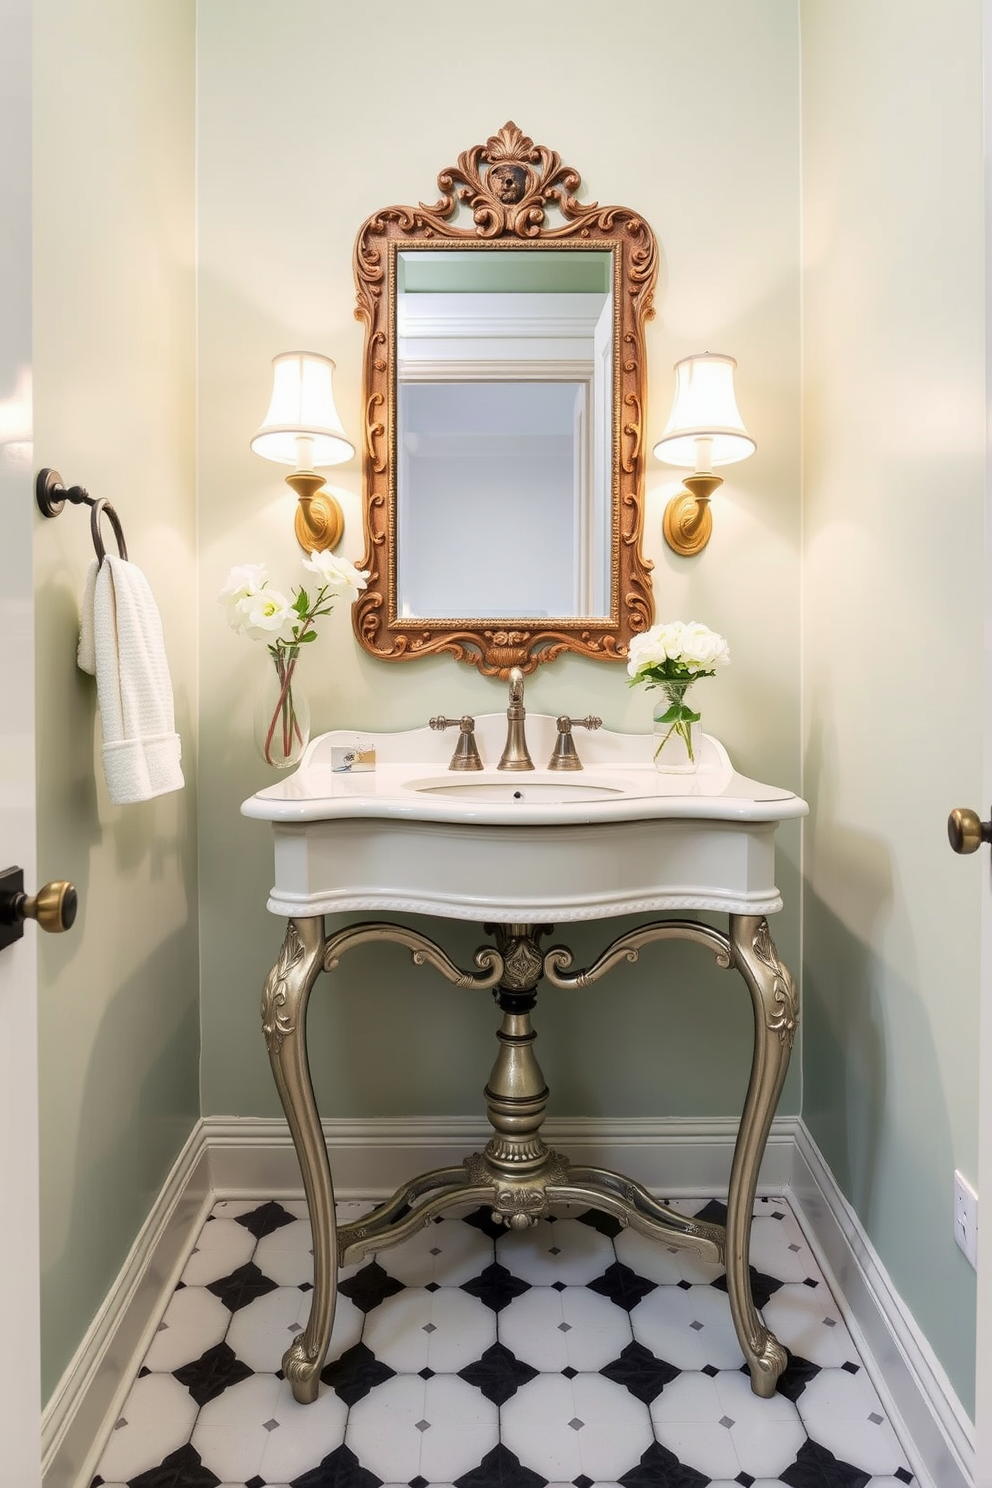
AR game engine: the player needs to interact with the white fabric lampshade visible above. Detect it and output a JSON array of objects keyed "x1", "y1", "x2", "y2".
[
  {"x1": 653, "y1": 353, "x2": 755, "y2": 468},
  {"x1": 250, "y1": 352, "x2": 355, "y2": 467}
]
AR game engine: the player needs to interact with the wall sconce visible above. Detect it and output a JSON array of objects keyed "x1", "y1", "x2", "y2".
[
  {"x1": 251, "y1": 351, "x2": 355, "y2": 553},
  {"x1": 653, "y1": 353, "x2": 755, "y2": 556}
]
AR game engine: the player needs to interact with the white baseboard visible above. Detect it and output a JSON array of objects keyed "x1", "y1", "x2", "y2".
[
  {"x1": 41, "y1": 1124, "x2": 213, "y2": 1488},
  {"x1": 203, "y1": 1113, "x2": 799, "y2": 1199},
  {"x1": 791, "y1": 1120, "x2": 975, "y2": 1488},
  {"x1": 41, "y1": 1113, "x2": 974, "y2": 1488}
]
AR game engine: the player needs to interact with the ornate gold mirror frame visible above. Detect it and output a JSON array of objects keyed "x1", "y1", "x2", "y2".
[{"x1": 352, "y1": 122, "x2": 657, "y2": 676}]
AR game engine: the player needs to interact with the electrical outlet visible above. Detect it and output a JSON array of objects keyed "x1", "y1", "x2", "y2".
[{"x1": 954, "y1": 1170, "x2": 978, "y2": 1269}]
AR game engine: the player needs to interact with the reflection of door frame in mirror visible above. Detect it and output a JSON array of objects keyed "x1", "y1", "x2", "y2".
[{"x1": 353, "y1": 121, "x2": 658, "y2": 677}]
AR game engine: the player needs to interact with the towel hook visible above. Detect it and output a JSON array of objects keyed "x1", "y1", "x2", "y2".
[
  {"x1": 90, "y1": 499, "x2": 128, "y2": 564},
  {"x1": 36, "y1": 468, "x2": 129, "y2": 565}
]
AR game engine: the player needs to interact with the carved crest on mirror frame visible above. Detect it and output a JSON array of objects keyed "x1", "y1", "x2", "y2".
[{"x1": 353, "y1": 122, "x2": 658, "y2": 677}]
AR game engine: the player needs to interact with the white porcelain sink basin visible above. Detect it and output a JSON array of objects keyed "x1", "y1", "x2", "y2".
[
  {"x1": 406, "y1": 774, "x2": 628, "y2": 804},
  {"x1": 243, "y1": 713, "x2": 807, "y2": 924}
]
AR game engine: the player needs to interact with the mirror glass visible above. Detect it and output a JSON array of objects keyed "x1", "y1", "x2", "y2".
[
  {"x1": 352, "y1": 122, "x2": 657, "y2": 676},
  {"x1": 396, "y1": 249, "x2": 613, "y2": 620}
]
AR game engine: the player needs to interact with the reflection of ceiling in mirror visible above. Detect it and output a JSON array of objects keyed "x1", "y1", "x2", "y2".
[
  {"x1": 398, "y1": 292, "x2": 606, "y2": 347},
  {"x1": 397, "y1": 250, "x2": 612, "y2": 296},
  {"x1": 397, "y1": 250, "x2": 611, "y2": 367}
]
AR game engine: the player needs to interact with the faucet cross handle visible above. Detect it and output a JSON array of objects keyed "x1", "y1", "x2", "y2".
[
  {"x1": 430, "y1": 715, "x2": 483, "y2": 772},
  {"x1": 547, "y1": 715, "x2": 603, "y2": 772}
]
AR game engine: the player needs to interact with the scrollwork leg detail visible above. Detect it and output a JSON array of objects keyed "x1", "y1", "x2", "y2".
[
  {"x1": 543, "y1": 918, "x2": 731, "y2": 988},
  {"x1": 262, "y1": 917, "x2": 335, "y2": 1404},
  {"x1": 726, "y1": 914, "x2": 798, "y2": 1396}
]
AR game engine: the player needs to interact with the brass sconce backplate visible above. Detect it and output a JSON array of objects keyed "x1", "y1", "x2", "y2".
[
  {"x1": 286, "y1": 471, "x2": 344, "y2": 554},
  {"x1": 662, "y1": 473, "x2": 723, "y2": 557}
]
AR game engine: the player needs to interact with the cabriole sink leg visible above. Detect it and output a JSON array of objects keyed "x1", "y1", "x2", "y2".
[
  {"x1": 726, "y1": 914, "x2": 799, "y2": 1396},
  {"x1": 260, "y1": 916, "x2": 337, "y2": 1405}
]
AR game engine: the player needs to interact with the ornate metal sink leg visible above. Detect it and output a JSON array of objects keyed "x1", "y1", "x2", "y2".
[
  {"x1": 261, "y1": 917, "x2": 336, "y2": 1404},
  {"x1": 726, "y1": 914, "x2": 799, "y2": 1396},
  {"x1": 543, "y1": 915, "x2": 797, "y2": 1396}
]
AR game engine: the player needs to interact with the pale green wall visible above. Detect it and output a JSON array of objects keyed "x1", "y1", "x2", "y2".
[
  {"x1": 196, "y1": 0, "x2": 803, "y2": 1124},
  {"x1": 32, "y1": 0, "x2": 200, "y2": 1399},
  {"x1": 29, "y1": 0, "x2": 984, "y2": 1438},
  {"x1": 800, "y1": 0, "x2": 984, "y2": 1415}
]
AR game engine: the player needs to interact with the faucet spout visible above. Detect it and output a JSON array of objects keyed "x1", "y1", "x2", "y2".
[{"x1": 497, "y1": 666, "x2": 534, "y2": 771}]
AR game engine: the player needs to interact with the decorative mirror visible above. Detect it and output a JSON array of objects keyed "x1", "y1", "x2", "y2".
[{"x1": 352, "y1": 122, "x2": 657, "y2": 676}]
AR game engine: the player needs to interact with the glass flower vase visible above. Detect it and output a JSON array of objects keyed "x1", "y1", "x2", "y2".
[
  {"x1": 652, "y1": 679, "x2": 701, "y2": 774},
  {"x1": 255, "y1": 646, "x2": 310, "y2": 769}
]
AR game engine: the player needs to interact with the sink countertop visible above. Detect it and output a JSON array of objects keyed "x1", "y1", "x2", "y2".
[{"x1": 242, "y1": 715, "x2": 808, "y2": 829}]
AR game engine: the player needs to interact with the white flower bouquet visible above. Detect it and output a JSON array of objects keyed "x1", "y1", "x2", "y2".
[
  {"x1": 627, "y1": 621, "x2": 730, "y2": 768},
  {"x1": 220, "y1": 550, "x2": 369, "y2": 766}
]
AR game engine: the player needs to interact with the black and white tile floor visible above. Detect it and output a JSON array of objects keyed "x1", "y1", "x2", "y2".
[{"x1": 90, "y1": 1194, "x2": 918, "y2": 1488}]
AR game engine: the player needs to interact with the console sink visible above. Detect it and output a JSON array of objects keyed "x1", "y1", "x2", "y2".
[
  {"x1": 243, "y1": 713, "x2": 806, "y2": 924},
  {"x1": 245, "y1": 710, "x2": 809, "y2": 1407},
  {"x1": 247, "y1": 711, "x2": 809, "y2": 1406}
]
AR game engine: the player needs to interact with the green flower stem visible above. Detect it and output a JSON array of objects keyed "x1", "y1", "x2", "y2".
[{"x1": 653, "y1": 681, "x2": 701, "y2": 763}]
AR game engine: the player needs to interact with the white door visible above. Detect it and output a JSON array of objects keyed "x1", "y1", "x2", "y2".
[
  {"x1": 976, "y1": 9, "x2": 992, "y2": 1481},
  {"x1": 0, "y1": 1, "x2": 43, "y2": 1482}
]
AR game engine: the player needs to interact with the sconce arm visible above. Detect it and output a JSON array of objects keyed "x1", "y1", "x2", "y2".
[
  {"x1": 285, "y1": 470, "x2": 344, "y2": 554},
  {"x1": 662, "y1": 471, "x2": 724, "y2": 556}
]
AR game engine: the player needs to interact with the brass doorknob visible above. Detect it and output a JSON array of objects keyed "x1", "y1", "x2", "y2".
[
  {"x1": 0, "y1": 867, "x2": 78, "y2": 949},
  {"x1": 21, "y1": 881, "x2": 78, "y2": 933},
  {"x1": 947, "y1": 808, "x2": 992, "y2": 854}
]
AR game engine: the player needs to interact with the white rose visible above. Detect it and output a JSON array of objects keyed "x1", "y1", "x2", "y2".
[
  {"x1": 629, "y1": 620, "x2": 729, "y2": 678},
  {"x1": 627, "y1": 626, "x2": 670, "y2": 676},
  {"x1": 237, "y1": 588, "x2": 294, "y2": 641},
  {"x1": 679, "y1": 622, "x2": 730, "y2": 671},
  {"x1": 303, "y1": 549, "x2": 370, "y2": 593},
  {"x1": 660, "y1": 621, "x2": 689, "y2": 661},
  {"x1": 629, "y1": 621, "x2": 694, "y2": 674}
]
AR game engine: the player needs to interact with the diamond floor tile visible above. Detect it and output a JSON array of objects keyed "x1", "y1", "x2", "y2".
[
  {"x1": 89, "y1": 1194, "x2": 919, "y2": 1488},
  {"x1": 457, "y1": 1341, "x2": 539, "y2": 1405}
]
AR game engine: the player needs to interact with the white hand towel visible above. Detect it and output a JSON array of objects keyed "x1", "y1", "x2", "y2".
[{"x1": 77, "y1": 555, "x2": 185, "y2": 805}]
